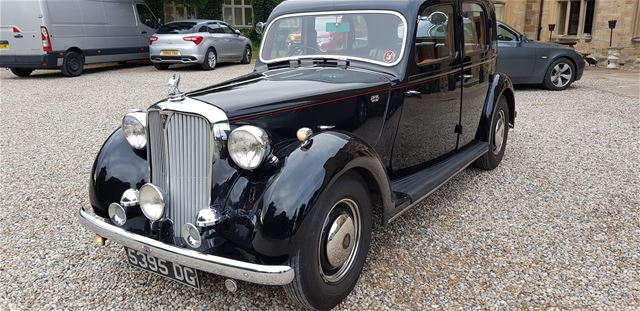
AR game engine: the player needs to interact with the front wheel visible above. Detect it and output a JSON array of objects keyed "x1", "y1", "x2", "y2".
[
  {"x1": 543, "y1": 59, "x2": 575, "y2": 90},
  {"x1": 10, "y1": 68, "x2": 33, "y2": 77},
  {"x1": 284, "y1": 172, "x2": 372, "y2": 310},
  {"x1": 474, "y1": 95, "x2": 509, "y2": 170}
]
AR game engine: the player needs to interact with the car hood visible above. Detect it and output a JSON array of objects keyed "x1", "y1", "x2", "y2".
[{"x1": 187, "y1": 66, "x2": 394, "y2": 121}]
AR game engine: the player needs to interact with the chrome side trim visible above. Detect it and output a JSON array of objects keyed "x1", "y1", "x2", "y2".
[{"x1": 78, "y1": 207, "x2": 294, "y2": 285}]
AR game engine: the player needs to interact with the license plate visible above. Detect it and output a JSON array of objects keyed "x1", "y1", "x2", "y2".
[
  {"x1": 0, "y1": 43, "x2": 8, "y2": 49},
  {"x1": 125, "y1": 247, "x2": 200, "y2": 289},
  {"x1": 160, "y1": 50, "x2": 180, "y2": 56}
]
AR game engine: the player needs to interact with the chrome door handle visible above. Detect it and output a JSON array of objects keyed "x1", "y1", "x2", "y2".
[{"x1": 404, "y1": 90, "x2": 422, "y2": 98}]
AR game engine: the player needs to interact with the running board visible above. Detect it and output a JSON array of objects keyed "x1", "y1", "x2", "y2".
[{"x1": 388, "y1": 141, "x2": 489, "y2": 222}]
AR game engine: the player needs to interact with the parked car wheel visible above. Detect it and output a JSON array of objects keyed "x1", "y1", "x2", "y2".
[
  {"x1": 284, "y1": 172, "x2": 372, "y2": 310},
  {"x1": 154, "y1": 63, "x2": 170, "y2": 70},
  {"x1": 241, "y1": 46, "x2": 252, "y2": 64},
  {"x1": 474, "y1": 95, "x2": 509, "y2": 170},
  {"x1": 543, "y1": 58, "x2": 575, "y2": 90},
  {"x1": 10, "y1": 68, "x2": 33, "y2": 77},
  {"x1": 201, "y1": 48, "x2": 217, "y2": 70},
  {"x1": 61, "y1": 50, "x2": 84, "y2": 77}
]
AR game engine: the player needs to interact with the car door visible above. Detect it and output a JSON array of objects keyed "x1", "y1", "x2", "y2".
[
  {"x1": 496, "y1": 22, "x2": 535, "y2": 83},
  {"x1": 220, "y1": 23, "x2": 243, "y2": 59},
  {"x1": 459, "y1": 1, "x2": 492, "y2": 147},
  {"x1": 206, "y1": 23, "x2": 229, "y2": 57},
  {"x1": 392, "y1": 2, "x2": 461, "y2": 172}
]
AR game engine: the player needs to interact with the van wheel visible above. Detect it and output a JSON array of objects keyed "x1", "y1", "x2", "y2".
[
  {"x1": 154, "y1": 63, "x2": 170, "y2": 70},
  {"x1": 10, "y1": 68, "x2": 33, "y2": 77},
  {"x1": 284, "y1": 172, "x2": 372, "y2": 310},
  {"x1": 61, "y1": 51, "x2": 84, "y2": 77},
  {"x1": 474, "y1": 95, "x2": 509, "y2": 170},
  {"x1": 201, "y1": 48, "x2": 217, "y2": 70},
  {"x1": 241, "y1": 46, "x2": 251, "y2": 64}
]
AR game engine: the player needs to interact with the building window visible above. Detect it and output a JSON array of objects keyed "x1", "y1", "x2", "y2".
[
  {"x1": 494, "y1": 2, "x2": 505, "y2": 21},
  {"x1": 556, "y1": 0, "x2": 596, "y2": 37},
  {"x1": 223, "y1": 0, "x2": 253, "y2": 28}
]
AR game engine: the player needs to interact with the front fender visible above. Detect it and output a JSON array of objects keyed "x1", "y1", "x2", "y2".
[
  {"x1": 88, "y1": 128, "x2": 148, "y2": 218},
  {"x1": 241, "y1": 131, "x2": 393, "y2": 261},
  {"x1": 476, "y1": 72, "x2": 515, "y2": 142}
]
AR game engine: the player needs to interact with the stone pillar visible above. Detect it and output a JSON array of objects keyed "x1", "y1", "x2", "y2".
[{"x1": 607, "y1": 47, "x2": 623, "y2": 69}]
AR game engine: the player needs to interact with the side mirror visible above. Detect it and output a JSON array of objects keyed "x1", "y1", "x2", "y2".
[
  {"x1": 255, "y1": 22, "x2": 266, "y2": 35},
  {"x1": 156, "y1": 18, "x2": 163, "y2": 29},
  {"x1": 234, "y1": 29, "x2": 241, "y2": 35}
]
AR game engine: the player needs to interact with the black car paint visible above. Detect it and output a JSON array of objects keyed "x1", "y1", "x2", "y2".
[
  {"x1": 89, "y1": 0, "x2": 515, "y2": 266},
  {"x1": 496, "y1": 21, "x2": 585, "y2": 85}
]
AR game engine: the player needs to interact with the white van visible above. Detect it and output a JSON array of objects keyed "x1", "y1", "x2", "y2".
[{"x1": 0, "y1": 0, "x2": 158, "y2": 77}]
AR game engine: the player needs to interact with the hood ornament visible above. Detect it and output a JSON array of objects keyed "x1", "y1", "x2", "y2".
[{"x1": 168, "y1": 73, "x2": 185, "y2": 101}]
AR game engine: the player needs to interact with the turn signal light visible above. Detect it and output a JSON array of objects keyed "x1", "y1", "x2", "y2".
[
  {"x1": 183, "y1": 35, "x2": 203, "y2": 45},
  {"x1": 149, "y1": 35, "x2": 158, "y2": 45},
  {"x1": 40, "y1": 26, "x2": 52, "y2": 52}
]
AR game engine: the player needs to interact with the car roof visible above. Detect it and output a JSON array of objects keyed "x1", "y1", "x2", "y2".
[
  {"x1": 270, "y1": 0, "x2": 493, "y2": 22},
  {"x1": 169, "y1": 19, "x2": 224, "y2": 25}
]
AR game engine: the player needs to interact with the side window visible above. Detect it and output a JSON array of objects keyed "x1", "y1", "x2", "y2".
[
  {"x1": 497, "y1": 25, "x2": 518, "y2": 42},
  {"x1": 462, "y1": 2, "x2": 488, "y2": 54},
  {"x1": 415, "y1": 4, "x2": 454, "y2": 65},
  {"x1": 208, "y1": 23, "x2": 224, "y2": 34},
  {"x1": 135, "y1": 4, "x2": 156, "y2": 28},
  {"x1": 198, "y1": 25, "x2": 208, "y2": 33},
  {"x1": 220, "y1": 24, "x2": 235, "y2": 34}
]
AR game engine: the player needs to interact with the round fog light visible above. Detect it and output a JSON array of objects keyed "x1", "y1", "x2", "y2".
[
  {"x1": 108, "y1": 203, "x2": 127, "y2": 226},
  {"x1": 139, "y1": 184, "x2": 165, "y2": 221},
  {"x1": 181, "y1": 223, "x2": 202, "y2": 248}
]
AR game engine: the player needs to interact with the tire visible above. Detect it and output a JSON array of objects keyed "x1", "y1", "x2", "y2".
[
  {"x1": 201, "y1": 48, "x2": 217, "y2": 70},
  {"x1": 61, "y1": 50, "x2": 84, "y2": 77},
  {"x1": 10, "y1": 68, "x2": 33, "y2": 77},
  {"x1": 543, "y1": 58, "x2": 575, "y2": 90},
  {"x1": 474, "y1": 95, "x2": 509, "y2": 170},
  {"x1": 284, "y1": 172, "x2": 373, "y2": 310},
  {"x1": 241, "y1": 46, "x2": 251, "y2": 64},
  {"x1": 154, "y1": 63, "x2": 170, "y2": 70}
]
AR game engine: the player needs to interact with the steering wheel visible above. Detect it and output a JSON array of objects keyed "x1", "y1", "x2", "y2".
[{"x1": 289, "y1": 46, "x2": 322, "y2": 56}]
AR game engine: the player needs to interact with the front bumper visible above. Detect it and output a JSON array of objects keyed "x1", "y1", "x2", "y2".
[{"x1": 78, "y1": 207, "x2": 294, "y2": 285}]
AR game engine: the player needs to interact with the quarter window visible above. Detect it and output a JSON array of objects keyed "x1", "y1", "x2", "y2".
[
  {"x1": 415, "y1": 5, "x2": 454, "y2": 65},
  {"x1": 462, "y1": 2, "x2": 488, "y2": 54}
]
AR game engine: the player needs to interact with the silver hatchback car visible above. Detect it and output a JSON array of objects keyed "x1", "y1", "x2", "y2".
[{"x1": 149, "y1": 20, "x2": 252, "y2": 70}]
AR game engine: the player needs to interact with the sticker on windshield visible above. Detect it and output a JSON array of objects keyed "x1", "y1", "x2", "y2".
[{"x1": 383, "y1": 51, "x2": 396, "y2": 63}]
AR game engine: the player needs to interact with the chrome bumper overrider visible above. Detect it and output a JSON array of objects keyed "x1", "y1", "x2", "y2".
[{"x1": 78, "y1": 207, "x2": 294, "y2": 285}]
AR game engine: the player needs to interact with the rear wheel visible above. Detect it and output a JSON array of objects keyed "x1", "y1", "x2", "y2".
[
  {"x1": 61, "y1": 50, "x2": 84, "y2": 77},
  {"x1": 241, "y1": 46, "x2": 251, "y2": 64},
  {"x1": 154, "y1": 63, "x2": 170, "y2": 70},
  {"x1": 201, "y1": 48, "x2": 217, "y2": 70},
  {"x1": 284, "y1": 172, "x2": 372, "y2": 310},
  {"x1": 474, "y1": 95, "x2": 509, "y2": 170},
  {"x1": 10, "y1": 68, "x2": 33, "y2": 77}
]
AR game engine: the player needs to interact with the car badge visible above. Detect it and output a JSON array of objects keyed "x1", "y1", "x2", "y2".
[{"x1": 168, "y1": 73, "x2": 185, "y2": 101}]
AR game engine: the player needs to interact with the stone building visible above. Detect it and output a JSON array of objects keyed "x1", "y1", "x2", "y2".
[
  {"x1": 163, "y1": 0, "x2": 255, "y2": 29},
  {"x1": 494, "y1": 0, "x2": 640, "y2": 67}
]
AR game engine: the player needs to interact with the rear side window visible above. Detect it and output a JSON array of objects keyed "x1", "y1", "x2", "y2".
[
  {"x1": 157, "y1": 22, "x2": 197, "y2": 34},
  {"x1": 136, "y1": 4, "x2": 156, "y2": 28},
  {"x1": 462, "y1": 2, "x2": 488, "y2": 54},
  {"x1": 415, "y1": 4, "x2": 455, "y2": 65}
]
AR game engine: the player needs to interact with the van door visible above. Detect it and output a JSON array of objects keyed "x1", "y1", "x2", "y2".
[
  {"x1": 135, "y1": 3, "x2": 157, "y2": 48},
  {"x1": 0, "y1": 0, "x2": 44, "y2": 60},
  {"x1": 392, "y1": 2, "x2": 461, "y2": 172}
]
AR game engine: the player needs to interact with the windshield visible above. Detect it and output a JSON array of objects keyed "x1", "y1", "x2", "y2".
[
  {"x1": 157, "y1": 22, "x2": 197, "y2": 34},
  {"x1": 260, "y1": 11, "x2": 407, "y2": 66}
]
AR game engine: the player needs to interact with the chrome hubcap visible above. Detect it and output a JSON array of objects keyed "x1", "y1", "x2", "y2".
[
  {"x1": 551, "y1": 63, "x2": 572, "y2": 88},
  {"x1": 493, "y1": 110, "x2": 506, "y2": 155},
  {"x1": 208, "y1": 52, "x2": 216, "y2": 67},
  {"x1": 246, "y1": 49, "x2": 251, "y2": 61},
  {"x1": 319, "y1": 198, "x2": 360, "y2": 283}
]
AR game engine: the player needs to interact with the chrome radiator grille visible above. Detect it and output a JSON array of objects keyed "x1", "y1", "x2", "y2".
[{"x1": 148, "y1": 110, "x2": 212, "y2": 239}]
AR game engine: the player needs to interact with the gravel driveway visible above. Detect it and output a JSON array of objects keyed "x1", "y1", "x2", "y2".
[{"x1": 0, "y1": 63, "x2": 638, "y2": 310}]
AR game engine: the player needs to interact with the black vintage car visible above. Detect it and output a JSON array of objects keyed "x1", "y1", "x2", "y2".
[{"x1": 79, "y1": 0, "x2": 515, "y2": 309}]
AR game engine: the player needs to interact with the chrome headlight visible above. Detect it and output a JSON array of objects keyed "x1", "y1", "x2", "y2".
[
  {"x1": 122, "y1": 110, "x2": 147, "y2": 149},
  {"x1": 228, "y1": 125, "x2": 271, "y2": 170},
  {"x1": 139, "y1": 183, "x2": 165, "y2": 221}
]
